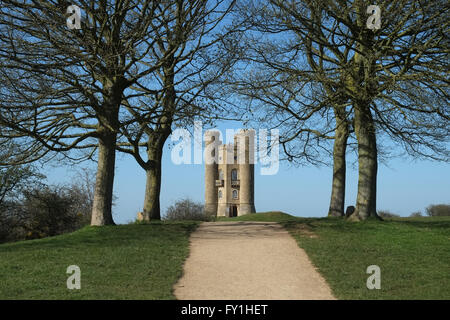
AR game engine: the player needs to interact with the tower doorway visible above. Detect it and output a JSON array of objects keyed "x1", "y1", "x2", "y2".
[{"x1": 230, "y1": 205, "x2": 238, "y2": 217}]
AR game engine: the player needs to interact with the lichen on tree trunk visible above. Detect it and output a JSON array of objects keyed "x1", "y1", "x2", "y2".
[
  {"x1": 328, "y1": 109, "x2": 350, "y2": 217},
  {"x1": 350, "y1": 100, "x2": 380, "y2": 221},
  {"x1": 142, "y1": 147, "x2": 163, "y2": 221},
  {"x1": 90, "y1": 87, "x2": 121, "y2": 226},
  {"x1": 140, "y1": 123, "x2": 171, "y2": 221},
  {"x1": 141, "y1": 56, "x2": 174, "y2": 221}
]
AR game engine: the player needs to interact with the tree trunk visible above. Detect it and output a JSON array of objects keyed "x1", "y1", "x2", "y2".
[
  {"x1": 350, "y1": 100, "x2": 380, "y2": 221},
  {"x1": 141, "y1": 129, "x2": 171, "y2": 221},
  {"x1": 91, "y1": 132, "x2": 117, "y2": 226},
  {"x1": 142, "y1": 148, "x2": 163, "y2": 221},
  {"x1": 328, "y1": 111, "x2": 349, "y2": 217},
  {"x1": 90, "y1": 86, "x2": 121, "y2": 226},
  {"x1": 141, "y1": 54, "x2": 174, "y2": 221}
]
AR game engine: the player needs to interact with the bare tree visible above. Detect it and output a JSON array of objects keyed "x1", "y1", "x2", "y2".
[
  {"x1": 116, "y1": 0, "x2": 240, "y2": 220},
  {"x1": 0, "y1": 1, "x2": 176, "y2": 225},
  {"x1": 231, "y1": 0, "x2": 449, "y2": 220}
]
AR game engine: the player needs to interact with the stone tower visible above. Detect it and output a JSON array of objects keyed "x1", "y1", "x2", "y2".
[{"x1": 204, "y1": 129, "x2": 256, "y2": 217}]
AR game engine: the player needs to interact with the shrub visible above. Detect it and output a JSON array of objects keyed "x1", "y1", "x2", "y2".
[
  {"x1": 0, "y1": 184, "x2": 92, "y2": 243},
  {"x1": 425, "y1": 204, "x2": 450, "y2": 217},
  {"x1": 0, "y1": 205, "x2": 19, "y2": 243},
  {"x1": 0, "y1": 164, "x2": 95, "y2": 243},
  {"x1": 409, "y1": 211, "x2": 423, "y2": 218},
  {"x1": 377, "y1": 210, "x2": 400, "y2": 218},
  {"x1": 0, "y1": 163, "x2": 46, "y2": 243},
  {"x1": 20, "y1": 186, "x2": 87, "y2": 239},
  {"x1": 164, "y1": 198, "x2": 211, "y2": 221}
]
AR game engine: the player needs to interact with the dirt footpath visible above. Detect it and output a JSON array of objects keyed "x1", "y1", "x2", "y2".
[{"x1": 173, "y1": 221, "x2": 336, "y2": 300}]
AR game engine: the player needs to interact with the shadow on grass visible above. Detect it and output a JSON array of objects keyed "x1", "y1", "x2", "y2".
[
  {"x1": 391, "y1": 220, "x2": 450, "y2": 230},
  {"x1": 0, "y1": 222, "x2": 200, "y2": 252}
]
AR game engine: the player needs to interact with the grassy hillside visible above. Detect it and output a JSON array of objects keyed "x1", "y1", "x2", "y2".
[
  {"x1": 221, "y1": 212, "x2": 450, "y2": 300},
  {"x1": 1, "y1": 212, "x2": 449, "y2": 300},
  {"x1": 0, "y1": 222, "x2": 198, "y2": 299}
]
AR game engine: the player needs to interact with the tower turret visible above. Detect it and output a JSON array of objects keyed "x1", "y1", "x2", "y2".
[
  {"x1": 204, "y1": 130, "x2": 220, "y2": 216},
  {"x1": 236, "y1": 129, "x2": 256, "y2": 214}
]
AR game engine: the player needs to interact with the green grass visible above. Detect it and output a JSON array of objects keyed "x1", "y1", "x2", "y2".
[
  {"x1": 0, "y1": 221, "x2": 199, "y2": 299},
  {"x1": 221, "y1": 212, "x2": 450, "y2": 300},
  {"x1": 2, "y1": 211, "x2": 449, "y2": 300}
]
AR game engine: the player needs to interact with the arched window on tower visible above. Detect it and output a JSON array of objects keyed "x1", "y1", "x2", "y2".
[
  {"x1": 232, "y1": 189, "x2": 238, "y2": 199},
  {"x1": 231, "y1": 169, "x2": 238, "y2": 181},
  {"x1": 218, "y1": 189, "x2": 222, "y2": 199},
  {"x1": 219, "y1": 169, "x2": 224, "y2": 180}
]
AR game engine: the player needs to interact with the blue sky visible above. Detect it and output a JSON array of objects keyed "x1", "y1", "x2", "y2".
[{"x1": 45, "y1": 120, "x2": 450, "y2": 224}]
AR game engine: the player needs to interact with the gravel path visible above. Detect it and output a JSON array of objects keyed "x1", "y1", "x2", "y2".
[{"x1": 174, "y1": 221, "x2": 336, "y2": 300}]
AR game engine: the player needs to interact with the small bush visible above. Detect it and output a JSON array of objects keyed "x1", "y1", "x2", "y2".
[
  {"x1": 0, "y1": 204, "x2": 20, "y2": 243},
  {"x1": 410, "y1": 211, "x2": 422, "y2": 218},
  {"x1": 0, "y1": 165, "x2": 94, "y2": 243},
  {"x1": 377, "y1": 210, "x2": 400, "y2": 218},
  {"x1": 426, "y1": 204, "x2": 450, "y2": 217},
  {"x1": 164, "y1": 198, "x2": 211, "y2": 221},
  {"x1": 0, "y1": 184, "x2": 92, "y2": 243},
  {"x1": 20, "y1": 187, "x2": 80, "y2": 239}
]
